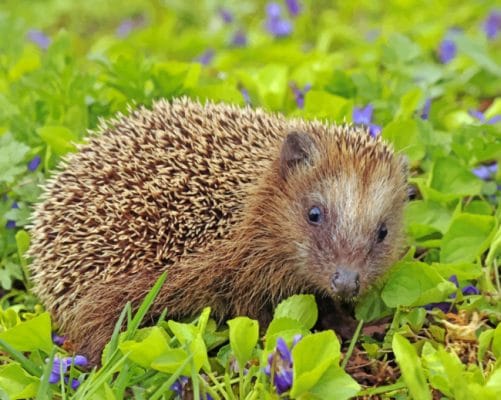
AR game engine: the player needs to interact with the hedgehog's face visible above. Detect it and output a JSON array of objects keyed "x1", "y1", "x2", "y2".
[{"x1": 278, "y1": 130, "x2": 407, "y2": 300}]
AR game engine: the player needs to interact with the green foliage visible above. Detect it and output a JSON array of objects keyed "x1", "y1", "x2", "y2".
[{"x1": 0, "y1": 0, "x2": 500, "y2": 398}]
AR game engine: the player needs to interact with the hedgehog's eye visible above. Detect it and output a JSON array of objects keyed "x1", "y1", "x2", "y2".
[
  {"x1": 307, "y1": 206, "x2": 323, "y2": 225},
  {"x1": 377, "y1": 223, "x2": 388, "y2": 243}
]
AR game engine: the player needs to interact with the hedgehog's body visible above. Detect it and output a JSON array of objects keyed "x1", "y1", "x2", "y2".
[{"x1": 30, "y1": 98, "x2": 407, "y2": 363}]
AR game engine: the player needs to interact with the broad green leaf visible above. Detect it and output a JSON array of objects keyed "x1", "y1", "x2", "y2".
[
  {"x1": 382, "y1": 119, "x2": 425, "y2": 161},
  {"x1": 37, "y1": 125, "x2": 79, "y2": 155},
  {"x1": 393, "y1": 334, "x2": 431, "y2": 400},
  {"x1": 308, "y1": 364, "x2": 360, "y2": 400},
  {"x1": 119, "y1": 327, "x2": 170, "y2": 367},
  {"x1": 0, "y1": 133, "x2": 29, "y2": 184},
  {"x1": 227, "y1": 317, "x2": 259, "y2": 370},
  {"x1": 421, "y1": 342, "x2": 465, "y2": 398},
  {"x1": 0, "y1": 312, "x2": 52, "y2": 353},
  {"x1": 355, "y1": 286, "x2": 393, "y2": 321},
  {"x1": 395, "y1": 88, "x2": 424, "y2": 119},
  {"x1": 265, "y1": 317, "x2": 309, "y2": 351},
  {"x1": 151, "y1": 348, "x2": 190, "y2": 375},
  {"x1": 255, "y1": 64, "x2": 288, "y2": 110},
  {"x1": 432, "y1": 262, "x2": 482, "y2": 280},
  {"x1": 304, "y1": 90, "x2": 352, "y2": 120},
  {"x1": 440, "y1": 213, "x2": 497, "y2": 263},
  {"x1": 290, "y1": 331, "x2": 341, "y2": 397},
  {"x1": 0, "y1": 363, "x2": 39, "y2": 399},
  {"x1": 167, "y1": 320, "x2": 197, "y2": 345},
  {"x1": 382, "y1": 261, "x2": 456, "y2": 307},
  {"x1": 273, "y1": 294, "x2": 318, "y2": 330},
  {"x1": 429, "y1": 158, "x2": 483, "y2": 199}
]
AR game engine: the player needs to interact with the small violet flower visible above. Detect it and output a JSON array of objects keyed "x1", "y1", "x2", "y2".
[
  {"x1": 469, "y1": 109, "x2": 501, "y2": 125},
  {"x1": 290, "y1": 82, "x2": 311, "y2": 109},
  {"x1": 483, "y1": 10, "x2": 501, "y2": 39},
  {"x1": 265, "y1": 3, "x2": 293, "y2": 38},
  {"x1": 265, "y1": 335, "x2": 302, "y2": 394},
  {"x1": 353, "y1": 104, "x2": 382, "y2": 138},
  {"x1": 52, "y1": 332, "x2": 66, "y2": 346},
  {"x1": 219, "y1": 8, "x2": 234, "y2": 24},
  {"x1": 472, "y1": 163, "x2": 497, "y2": 181},
  {"x1": 28, "y1": 155, "x2": 41, "y2": 172},
  {"x1": 116, "y1": 19, "x2": 135, "y2": 38},
  {"x1": 437, "y1": 38, "x2": 456, "y2": 64},
  {"x1": 170, "y1": 376, "x2": 189, "y2": 397},
  {"x1": 420, "y1": 98, "x2": 432, "y2": 120},
  {"x1": 27, "y1": 29, "x2": 51, "y2": 50},
  {"x1": 5, "y1": 202, "x2": 19, "y2": 229},
  {"x1": 231, "y1": 30, "x2": 247, "y2": 47},
  {"x1": 285, "y1": 0, "x2": 301, "y2": 17},
  {"x1": 239, "y1": 86, "x2": 251, "y2": 105},
  {"x1": 425, "y1": 275, "x2": 479, "y2": 312},
  {"x1": 170, "y1": 376, "x2": 212, "y2": 399},
  {"x1": 196, "y1": 49, "x2": 215, "y2": 66},
  {"x1": 47, "y1": 355, "x2": 88, "y2": 389}
]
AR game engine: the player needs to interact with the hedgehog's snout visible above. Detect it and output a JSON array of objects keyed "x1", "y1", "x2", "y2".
[{"x1": 330, "y1": 267, "x2": 360, "y2": 298}]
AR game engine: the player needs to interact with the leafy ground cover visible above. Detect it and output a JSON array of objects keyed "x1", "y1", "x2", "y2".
[{"x1": 0, "y1": 0, "x2": 500, "y2": 398}]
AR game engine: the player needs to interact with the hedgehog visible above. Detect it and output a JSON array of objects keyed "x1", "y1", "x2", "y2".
[{"x1": 29, "y1": 97, "x2": 408, "y2": 364}]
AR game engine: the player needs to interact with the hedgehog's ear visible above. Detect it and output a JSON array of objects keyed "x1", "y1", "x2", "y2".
[{"x1": 279, "y1": 131, "x2": 317, "y2": 180}]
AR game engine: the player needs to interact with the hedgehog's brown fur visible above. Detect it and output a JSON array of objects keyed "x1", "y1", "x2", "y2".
[{"x1": 29, "y1": 98, "x2": 407, "y2": 363}]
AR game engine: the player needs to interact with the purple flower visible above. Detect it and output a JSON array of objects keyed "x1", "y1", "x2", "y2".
[
  {"x1": 265, "y1": 3, "x2": 293, "y2": 38},
  {"x1": 290, "y1": 82, "x2": 311, "y2": 109},
  {"x1": 116, "y1": 19, "x2": 135, "y2": 38},
  {"x1": 64, "y1": 376, "x2": 81, "y2": 390},
  {"x1": 231, "y1": 30, "x2": 247, "y2": 47},
  {"x1": 437, "y1": 38, "x2": 456, "y2": 64},
  {"x1": 469, "y1": 109, "x2": 501, "y2": 125},
  {"x1": 52, "y1": 333, "x2": 66, "y2": 346},
  {"x1": 6, "y1": 220, "x2": 16, "y2": 229},
  {"x1": 424, "y1": 275, "x2": 479, "y2": 312},
  {"x1": 285, "y1": 0, "x2": 301, "y2": 17},
  {"x1": 196, "y1": 49, "x2": 215, "y2": 66},
  {"x1": 47, "y1": 355, "x2": 88, "y2": 387},
  {"x1": 420, "y1": 98, "x2": 432, "y2": 120},
  {"x1": 27, "y1": 29, "x2": 51, "y2": 50},
  {"x1": 353, "y1": 104, "x2": 382, "y2": 138},
  {"x1": 5, "y1": 202, "x2": 19, "y2": 229},
  {"x1": 219, "y1": 8, "x2": 234, "y2": 24},
  {"x1": 240, "y1": 86, "x2": 251, "y2": 105},
  {"x1": 170, "y1": 376, "x2": 189, "y2": 397},
  {"x1": 28, "y1": 155, "x2": 41, "y2": 172},
  {"x1": 483, "y1": 11, "x2": 501, "y2": 39},
  {"x1": 472, "y1": 163, "x2": 497, "y2": 180},
  {"x1": 265, "y1": 335, "x2": 302, "y2": 394}
]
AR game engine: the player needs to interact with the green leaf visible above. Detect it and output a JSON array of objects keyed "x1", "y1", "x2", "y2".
[
  {"x1": 0, "y1": 363, "x2": 39, "y2": 400},
  {"x1": 395, "y1": 88, "x2": 424, "y2": 120},
  {"x1": 308, "y1": 364, "x2": 360, "y2": 400},
  {"x1": 0, "y1": 133, "x2": 30, "y2": 184},
  {"x1": 290, "y1": 331, "x2": 341, "y2": 397},
  {"x1": 273, "y1": 294, "x2": 318, "y2": 330},
  {"x1": 0, "y1": 312, "x2": 52, "y2": 353},
  {"x1": 151, "y1": 348, "x2": 191, "y2": 375},
  {"x1": 421, "y1": 342, "x2": 465, "y2": 398},
  {"x1": 393, "y1": 334, "x2": 431, "y2": 400},
  {"x1": 37, "y1": 125, "x2": 79, "y2": 155},
  {"x1": 227, "y1": 317, "x2": 259, "y2": 371},
  {"x1": 429, "y1": 158, "x2": 483, "y2": 199},
  {"x1": 304, "y1": 90, "x2": 352, "y2": 121},
  {"x1": 119, "y1": 327, "x2": 170, "y2": 368},
  {"x1": 255, "y1": 64, "x2": 288, "y2": 110},
  {"x1": 382, "y1": 261, "x2": 456, "y2": 307},
  {"x1": 492, "y1": 323, "x2": 501, "y2": 358},
  {"x1": 382, "y1": 119, "x2": 425, "y2": 161},
  {"x1": 440, "y1": 213, "x2": 497, "y2": 263},
  {"x1": 265, "y1": 317, "x2": 309, "y2": 351}
]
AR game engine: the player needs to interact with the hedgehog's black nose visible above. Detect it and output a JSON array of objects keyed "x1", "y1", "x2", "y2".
[{"x1": 331, "y1": 268, "x2": 360, "y2": 298}]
